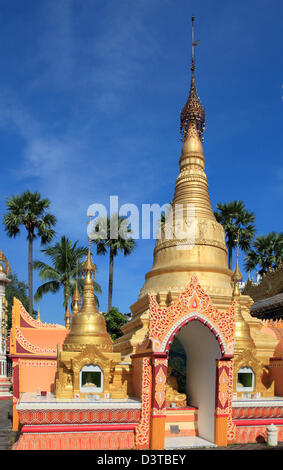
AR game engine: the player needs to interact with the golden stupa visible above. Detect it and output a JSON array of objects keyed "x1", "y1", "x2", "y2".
[
  {"x1": 114, "y1": 41, "x2": 278, "y2": 398},
  {"x1": 63, "y1": 241, "x2": 113, "y2": 351},
  {"x1": 55, "y1": 242, "x2": 131, "y2": 399}
]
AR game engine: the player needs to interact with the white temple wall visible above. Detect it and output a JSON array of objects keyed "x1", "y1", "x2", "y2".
[{"x1": 177, "y1": 320, "x2": 221, "y2": 442}]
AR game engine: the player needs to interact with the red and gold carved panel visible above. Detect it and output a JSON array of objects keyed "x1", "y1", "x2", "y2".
[
  {"x1": 152, "y1": 358, "x2": 168, "y2": 416},
  {"x1": 215, "y1": 360, "x2": 236, "y2": 442},
  {"x1": 135, "y1": 357, "x2": 152, "y2": 449}
]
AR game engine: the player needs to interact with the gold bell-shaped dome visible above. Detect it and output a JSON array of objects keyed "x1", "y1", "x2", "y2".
[{"x1": 63, "y1": 241, "x2": 113, "y2": 351}]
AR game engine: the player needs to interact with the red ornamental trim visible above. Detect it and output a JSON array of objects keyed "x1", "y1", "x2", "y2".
[
  {"x1": 149, "y1": 276, "x2": 235, "y2": 356},
  {"x1": 232, "y1": 407, "x2": 283, "y2": 420},
  {"x1": 21, "y1": 424, "x2": 137, "y2": 433},
  {"x1": 234, "y1": 419, "x2": 283, "y2": 427},
  {"x1": 164, "y1": 315, "x2": 226, "y2": 356},
  {"x1": 16, "y1": 327, "x2": 56, "y2": 355},
  {"x1": 152, "y1": 358, "x2": 167, "y2": 413},
  {"x1": 20, "y1": 360, "x2": 57, "y2": 367},
  {"x1": 135, "y1": 357, "x2": 152, "y2": 449},
  {"x1": 18, "y1": 408, "x2": 141, "y2": 425},
  {"x1": 13, "y1": 430, "x2": 136, "y2": 450},
  {"x1": 19, "y1": 304, "x2": 65, "y2": 329},
  {"x1": 216, "y1": 365, "x2": 230, "y2": 412}
]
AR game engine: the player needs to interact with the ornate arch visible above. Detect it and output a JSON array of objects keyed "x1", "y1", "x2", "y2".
[
  {"x1": 149, "y1": 275, "x2": 235, "y2": 357},
  {"x1": 163, "y1": 313, "x2": 227, "y2": 356},
  {"x1": 71, "y1": 345, "x2": 113, "y2": 396}
]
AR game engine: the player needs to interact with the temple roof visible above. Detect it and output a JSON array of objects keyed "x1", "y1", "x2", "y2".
[
  {"x1": 9, "y1": 298, "x2": 68, "y2": 358},
  {"x1": 251, "y1": 292, "x2": 283, "y2": 317},
  {"x1": 243, "y1": 265, "x2": 283, "y2": 302}
]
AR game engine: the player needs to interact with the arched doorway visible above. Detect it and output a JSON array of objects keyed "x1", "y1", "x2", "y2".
[
  {"x1": 134, "y1": 277, "x2": 236, "y2": 450},
  {"x1": 167, "y1": 320, "x2": 222, "y2": 443}
]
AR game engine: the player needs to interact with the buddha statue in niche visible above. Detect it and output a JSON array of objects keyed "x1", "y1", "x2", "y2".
[{"x1": 166, "y1": 366, "x2": 187, "y2": 408}]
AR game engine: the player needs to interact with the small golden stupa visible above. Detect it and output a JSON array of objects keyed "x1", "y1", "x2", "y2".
[{"x1": 55, "y1": 240, "x2": 130, "y2": 399}]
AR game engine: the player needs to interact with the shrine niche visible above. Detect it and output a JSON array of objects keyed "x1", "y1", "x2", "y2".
[
  {"x1": 233, "y1": 349, "x2": 274, "y2": 398},
  {"x1": 55, "y1": 339, "x2": 129, "y2": 400}
]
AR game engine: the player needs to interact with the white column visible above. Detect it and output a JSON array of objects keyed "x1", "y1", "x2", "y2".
[{"x1": 0, "y1": 267, "x2": 11, "y2": 396}]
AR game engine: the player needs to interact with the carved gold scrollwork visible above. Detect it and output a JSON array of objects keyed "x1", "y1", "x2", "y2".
[{"x1": 0, "y1": 251, "x2": 11, "y2": 275}]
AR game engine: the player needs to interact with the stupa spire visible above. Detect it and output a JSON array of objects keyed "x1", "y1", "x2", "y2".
[
  {"x1": 64, "y1": 303, "x2": 71, "y2": 329},
  {"x1": 180, "y1": 16, "x2": 205, "y2": 143},
  {"x1": 63, "y1": 234, "x2": 113, "y2": 350},
  {"x1": 138, "y1": 18, "x2": 233, "y2": 301},
  {"x1": 232, "y1": 232, "x2": 243, "y2": 298},
  {"x1": 80, "y1": 237, "x2": 98, "y2": 315},
  {"x1": 71, "y1": 262, "x2": 81, "y2": 316}
]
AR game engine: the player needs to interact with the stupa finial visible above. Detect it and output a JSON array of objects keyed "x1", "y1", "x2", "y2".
[
  {"x1": 180, "y1": 16, "x2": 205, "y2": 142},
  {"x1": 232, "y1": 230, "x2": 243, "y2": 297},
  {"x1": 72, "y1": 261, "x2": 81, "y2": 316},
  {"x1": 65, "y1": 303, "x2": 71, "y2": 329}
]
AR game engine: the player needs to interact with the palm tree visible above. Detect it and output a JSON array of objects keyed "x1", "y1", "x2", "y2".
[
  {"x1": 33, "y1": 236, "x2": 102, "y2": 312},
  {"x1": 214, "y1": 200, "x2": 256, "y2": 270},
  {"x1": 3, "y1": 191, "x2": 56, "y2": 314},
  {"x1": 91, "y1": 214, "x2": 136, "y2": 312},
  {"x1": 245, "y1": 232, "x2": 283, "y2": 276}
]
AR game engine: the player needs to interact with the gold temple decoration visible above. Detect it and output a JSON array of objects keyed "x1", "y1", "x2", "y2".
[
  {"x1": 63, "y1": 239, "x2": 112, "y2": 350},
  {"x1": 233, "y1": 349, "x2": 274, "y2": 398},
  {"x1": 180, "y1": 16, "x2": 205, "y2": 142},
  {"x1": 114, "y1": 20, "x2": 279, "y2": 406},
  {"x1": 71, "y1": 261, "x2": 81, "y2": 316},
  {"x1": 231, "y1": 234, "x2": 275, "y2": 397},
  {"x1": 37, "y1": 306, "x2": 41, "y2": 322},
  {"x1": 72, "y1": 279, "x2": 81, "y2": 316},
  {"x1": 0, "y1": 251, "x2": 11, "y2": 275},
  {"x1": 1, "y1": 297, "x2": 8, "y2": 350},
  {"x1": 134, "y1": 16, "x2": 232, "y2": 305},
  {"x1": 166, "y1": 366, "x2": 187, "y2": 408},
  {"x1": 55, "y1": 237, "x2": 131, "y2": 399},
  {"x1": 64, "y1": 303, "x2": 71, "y2": 329},
  {"x1": 232, "y1": 231, "x2": 242, "y2": 298},
  {"x1": 232, "y1": 233, "x2": 255, "y2": 354}
]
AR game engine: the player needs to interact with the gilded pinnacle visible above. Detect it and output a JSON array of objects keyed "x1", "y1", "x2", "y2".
[
  {"x1": 63, "y1": 237, "x2": 113, "y2": 350},
  {"x1": 65, "y1": 303, "x2": 71, "y2": 329},
  {"x1": 180, "y1": 17, "x2": 205, "y2": 142},
  {"x1": 72, "y1": 278, "x2": 81, "y2": 316}
]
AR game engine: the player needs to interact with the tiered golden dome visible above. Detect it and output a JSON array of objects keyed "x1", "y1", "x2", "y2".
[
  {"x1": 139, "y1": 64, "x2": 233, "y2": 299},
  {"x1": 63, "y1": 243, "x2": 113, "y2": 351}
]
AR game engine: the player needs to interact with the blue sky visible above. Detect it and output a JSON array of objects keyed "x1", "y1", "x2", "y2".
[{"x1": 0, "y1": 0, "x2": 282, "y2": 324}]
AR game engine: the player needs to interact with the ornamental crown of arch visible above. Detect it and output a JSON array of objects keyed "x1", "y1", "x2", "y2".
[
  {"x1": 71, "y1": 345, "x2": 112, "y2": 373},
  {"x1": 148, "y1": 275, "x2": 235, "y2": 357}
]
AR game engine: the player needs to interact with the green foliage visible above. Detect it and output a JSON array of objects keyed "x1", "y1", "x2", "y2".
[
  {"x1": 245, "y1": 232, "x2": 283, "y2": 276},
  {"x1": 104, "y1": 307, "x2": 128, "y2": 340},
  {"x1": 33, "y1": 235, "x2": 102, "y2": 309},
  {"x1": 214, "y1": 200, "x2": 256, "y2": 269},
  {"x1": 5, "y1": 273, "x2": 37, "y2": 330},
  {"x1": 91, "y1": 214, "x2": 136, "y2": 311},
  {"x1": 3, "y1": 190, "x2": 57, "y2": 314},
  {"x1": 3, "y1": 190, "x2": 56, "y2": 242}
]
